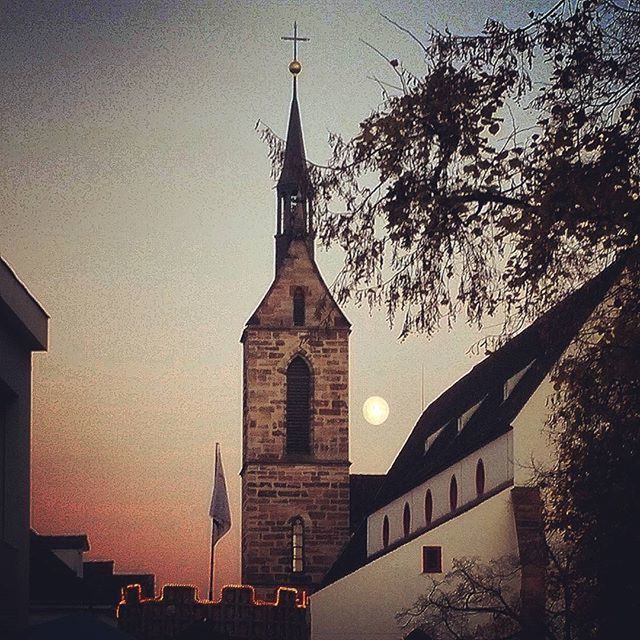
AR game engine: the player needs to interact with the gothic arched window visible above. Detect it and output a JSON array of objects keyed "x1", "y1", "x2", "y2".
[
  {"x1": 425, "y1": 489, "x2": 433, "y2": 525},
  {"x1": 291, "y1": 517, "x2": 304, "y2": 573},
  {"x1": 293, "y1": 287, "x2": 305, "y2": 326},
  {"x1": 286, "y1": 357, "x2": 311, "y2": 454},
  {"x1": 450, "y1": 475, "x2": 458, "y2": 511},
  {"x1": 476, "y1": 459, "x2": 485, "y2": 496},
  {"x1": 403, "y1": 502, "x2": 411, "y2": 538},
  {"x1": 382, "y1": 515, "x2": 390, "y2": 548}
]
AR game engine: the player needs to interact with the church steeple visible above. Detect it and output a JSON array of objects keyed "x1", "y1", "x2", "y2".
[
  {"x1": 241, "y1": 24, "x2": 351, "y2": 600},
  {"x1": 276, "y1": 23, "x2": 314, "y2": 272}
]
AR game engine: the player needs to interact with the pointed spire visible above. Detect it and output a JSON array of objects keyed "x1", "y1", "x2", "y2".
[
  {"x1": 275, "y1": 23, "x2": 314, "y2": 273},
  {"x1": 278, "y1": 78, "x2": 309, "y2": 191}
]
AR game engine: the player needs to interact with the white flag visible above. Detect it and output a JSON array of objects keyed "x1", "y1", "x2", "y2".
[{"x1": 209, "y1": 443, "x2": 231, "y2": 541}]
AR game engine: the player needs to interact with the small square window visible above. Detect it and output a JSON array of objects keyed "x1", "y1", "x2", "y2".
[{"x1": 422, "y1": 546, "x2": 442, "y2": 573}]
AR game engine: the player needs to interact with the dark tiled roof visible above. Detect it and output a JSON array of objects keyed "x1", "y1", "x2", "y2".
[
  {"x1": 38, "y1": 534, "x2": 90, "y2": 552},
  {"x1": 323, "y1": 260, "x2": 624, "y2": 588},
  {"x1": 377, "y1": 260, "x2": 623, "y2": 510},
  {"x1": 349, "y1": 474, "x2": 385, "y2": 533},
  {"x1": 322, "y1": 522, "x2": 368, "y2": 588}
]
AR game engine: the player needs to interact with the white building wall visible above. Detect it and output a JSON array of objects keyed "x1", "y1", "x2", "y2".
[
  {"x1": 367, "y1": 433, "x2": 513, "y2": 556},
  {"x1": 511, "y1": 375, "x2": 555, "y2": 485},
  {"x1": 311, "y1": 488, "x2": 518, "y2": 640}
]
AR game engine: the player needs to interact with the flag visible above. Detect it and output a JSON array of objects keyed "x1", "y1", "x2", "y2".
[{"x1": 209, "y1": 443, "x2": 231, "y2": 541}]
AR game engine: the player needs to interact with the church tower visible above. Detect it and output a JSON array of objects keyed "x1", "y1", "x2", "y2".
[{"x1": 240, "y1": 27, "x2": 351, "y2": 599}]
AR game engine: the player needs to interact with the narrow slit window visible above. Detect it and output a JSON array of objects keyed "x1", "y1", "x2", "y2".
[
  {"x1": 293, "y1": 288, "x2": 305, "y2": 326},
  {"x1": 291, "y1": 517, "x2": 304, "y2": 572}
]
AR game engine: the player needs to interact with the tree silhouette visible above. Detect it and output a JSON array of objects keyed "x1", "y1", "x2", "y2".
[{"x1": 261, "y1": 1, "x2": 639, "y2": 637}]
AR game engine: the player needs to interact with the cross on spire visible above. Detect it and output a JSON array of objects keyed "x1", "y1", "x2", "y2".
[{"x1": 281, "y1": 21, "x2": 309, "y2": 61}]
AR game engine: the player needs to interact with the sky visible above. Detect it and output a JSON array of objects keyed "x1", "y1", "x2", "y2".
[{"x1": 1, "y1": 0, "x2": 546, "y2": 599}]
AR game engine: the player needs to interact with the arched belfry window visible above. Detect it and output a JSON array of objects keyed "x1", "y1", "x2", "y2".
[
  {"x1": 293, "y1": 288, "x2": 305, "y2": 326},
  {"x1": 286, "y1": 357, "x2": 311, "y2": 454},
  {"x1": 291, "y1": 517, "x2": 304, "y2": 572}
]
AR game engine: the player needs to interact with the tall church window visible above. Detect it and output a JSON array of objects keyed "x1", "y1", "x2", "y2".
[
  {"x1": 382, "y1": 515, "x2": 390, "y2": 548},
  {"x1": 286, "y1": 357, "x2": 311, "y2": 454},
  {"x1": 476, "y1": 459, "x2": 485, "y2": 496},
  {"x1": 293, "y1": 288, "x2": 305, "y2": 326},
  {"x1": 425, "y1": 490, "x2": 433, "y2": 526},
  {"x1": 449, "y1": 475, "x2": 458, "y2": 511},
  {"x1": 291, "y1": 517, "x2": 304, "y2": 572},
  {"x1": 403, "y1": 502, "x2": 411, "y2": 537}
]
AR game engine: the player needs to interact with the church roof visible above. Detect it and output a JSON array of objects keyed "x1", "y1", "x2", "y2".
[
  {"x1": 349, "y1": 474, "x2": 385, "y2": 533},
  {"x1": 277, "y1": 79, "x2": 309, "y2": 192},
  {"x1": 322, "y1": 259, "x2": 625, "y2": 588}
]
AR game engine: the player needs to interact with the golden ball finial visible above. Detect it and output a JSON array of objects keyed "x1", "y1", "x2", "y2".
[{"x1": 289, "y1": 60, "x2": 302, "y2": 75}]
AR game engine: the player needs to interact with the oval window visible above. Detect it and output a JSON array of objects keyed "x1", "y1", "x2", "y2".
[
  {"x1": 450, "y1": 475, "x2": 458, "y2": 511},
  {"x1": 382, "y1": 515, "x2": 390, "y2": 548},
  {"x1": 476, "y1": 459, "x2": 485, "y2": 496},
  {"x1": 425, "y1": 490, "x2": 433, "y2": 525},
  {"x1": 403, "y1": 502, "x2": 411, "y2": 537}
]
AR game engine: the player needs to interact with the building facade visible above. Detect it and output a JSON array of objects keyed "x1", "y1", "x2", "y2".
[
  {"x1": 310, "y1": 263, "x2": 622, "y2": 640},
  {"x1": 29, "y1": 530, "x2": 155, "y2": 626},
  {"x1": 240, "y1": 60, "x2": 351, "y2": 600},
  {"x1": 0, "y1": 256, "x2": 48, "y2": 634}
]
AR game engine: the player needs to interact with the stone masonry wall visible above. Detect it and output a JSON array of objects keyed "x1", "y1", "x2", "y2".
[
  {"x1": 241, "y1": 240, "x2": 351, "y2": 599},
  {"x1": 242, "y1": 463, "x2": 350, "y2": 596}
]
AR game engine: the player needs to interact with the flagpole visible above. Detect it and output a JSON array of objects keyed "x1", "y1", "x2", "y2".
[
  {"x1": 208, "y1": 442, "x2": 219, "y2": 601},
  {"x1": 208, "y1": 519, "x2": 216, "y2": 601}
]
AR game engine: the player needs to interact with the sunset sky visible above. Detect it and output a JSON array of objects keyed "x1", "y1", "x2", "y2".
[{"x1": 1, "y1": 1, "x2": 538, "y2": 598}]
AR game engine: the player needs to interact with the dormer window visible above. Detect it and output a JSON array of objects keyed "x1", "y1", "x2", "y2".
[
  {"x1": 503, "y1": 360, "x2": 535, "y2": 401},
  {"x1": 424, "y1": 426, "x2": 444, "y2": 453},
  {"x1": 457, "y1": 397, "x2": 486, "y2": 432},
  {"x1": 293, "y1": 288, "x2": 305, "y2": 326}
]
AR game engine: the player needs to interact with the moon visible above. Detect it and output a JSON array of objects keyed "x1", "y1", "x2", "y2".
[{"x1": 362, "y1": 396, "x2": 390, "y2": 425}]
